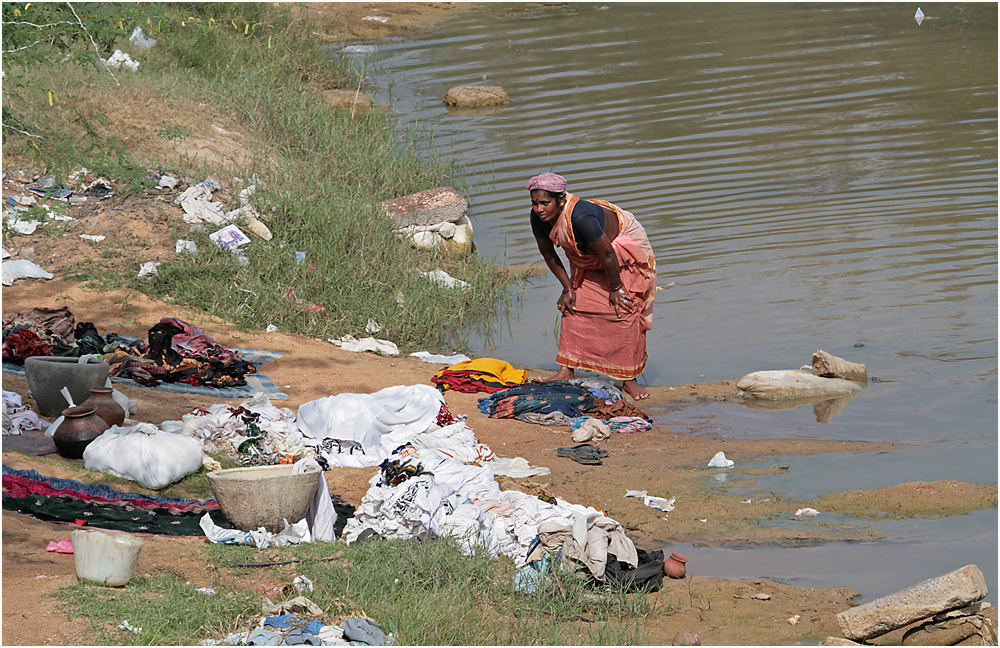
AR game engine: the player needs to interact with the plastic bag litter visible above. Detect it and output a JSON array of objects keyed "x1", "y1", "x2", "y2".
[
  {"x1": 83, "y1": 422, "x2": 204, "y2": 490},
  {"x1": 199, "y1": 512, "x2": 311, "y2": 549},
  {"x1": 102, "y1": 49, "x2": 139, "y2": 71},
  {"x1": 795, "y1": 508, "x2": 820, "y2": 517},
  {"x1": 128, "y1": 26, "x2": 157, "y2": 51},
  {"x1": 138, "y1": 261, "x2": 161, "y2": 278},
  {"x1": 420, "y1": 268, "x2": 469, "y2": 289},
  {"x1": 2, "y1": 259, "x2": 54, "y2": 286},
  {"x1": 708, "y1": 451, "x2": 735, "y2": 468}
]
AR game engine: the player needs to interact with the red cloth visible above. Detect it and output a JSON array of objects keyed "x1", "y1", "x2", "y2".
[{"x1": 1, "y1": 328, "x2": 52, "y2": 364}]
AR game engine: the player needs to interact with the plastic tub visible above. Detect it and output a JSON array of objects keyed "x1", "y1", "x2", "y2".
[{"x1": 70, "y1": 528, "x2": 143, "y2": 587}]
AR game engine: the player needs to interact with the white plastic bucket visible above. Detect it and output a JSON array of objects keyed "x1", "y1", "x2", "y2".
[{"x1": 70, "y1": 528, "x2": 143, "y2": 586}]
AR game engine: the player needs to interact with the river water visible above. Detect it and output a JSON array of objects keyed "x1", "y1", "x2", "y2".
[{"x1": 341, "y1": 3, "x2": 997, "y2": 602}]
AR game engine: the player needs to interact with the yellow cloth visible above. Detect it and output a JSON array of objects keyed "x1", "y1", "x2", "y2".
[{"x1": 442, "y1": 358, "x2": 527, "y2": 384}]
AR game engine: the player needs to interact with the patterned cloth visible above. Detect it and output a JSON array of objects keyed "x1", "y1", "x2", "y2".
[
  {"x1": 478, "y1": 383, "x2": 597, "y2": 420},
  {"x1": 2, "y1": 465, "x2": 221, "y2": 535}
]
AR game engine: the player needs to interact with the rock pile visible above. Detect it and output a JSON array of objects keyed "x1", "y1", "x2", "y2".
[
  {"x1": 382, "y1": 186, "x2": 475, "y2": 255},
  {"x1": 821, "y1": 564, "x2": 996, "y2": 646}
]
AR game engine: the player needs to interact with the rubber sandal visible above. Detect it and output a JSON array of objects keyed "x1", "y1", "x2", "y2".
[
  {"x1": 557, "y1": 444, "x2": 608, "y2": 458},
  {"x1": 557, "y1": 445, "x2": 604, "y2": 465}
]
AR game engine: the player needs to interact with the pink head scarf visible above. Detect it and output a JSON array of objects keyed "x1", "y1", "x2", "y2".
[{"x1": 525, "y1": 173, "x2": 567, "y2": 194}]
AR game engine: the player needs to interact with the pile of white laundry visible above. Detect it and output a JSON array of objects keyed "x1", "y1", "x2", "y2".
[{"x1": 184, "y1": 383, "x2": 638, "y2": 579}]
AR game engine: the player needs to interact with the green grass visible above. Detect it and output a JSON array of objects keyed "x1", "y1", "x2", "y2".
[
  {"x1": 3, "y1": 2, "x2": 513, "y2": 353},
  {"x1": 56, "y1": 535, "x2": 670, "y2": 645}
]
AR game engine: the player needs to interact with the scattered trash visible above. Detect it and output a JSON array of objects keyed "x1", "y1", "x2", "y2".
[
  {"x1": 708, "y1": 451, "x2": 734, "y2": 468},
  {"x1": 363, "y1": 15, "x2": 390, "y2": 22},
  {"x1": 741, "y1": 498, "x2": 752, "y2": 504},
  {"x1": 79, "y1": 234, "x2": 106, "y2": 243},
  {"x1": 625, "y1": 489, "x2": 648, "y2": 499},
  {"x1": 734, "y1": 592, "x2": 771, "y2": 600},
  {"x1": 1, "y1": 248, "x2": 8, "y2": 259},
  {"x1": 119, "y1": 620, "x2": 143, "y2": 635},
  {"x1": 158, "y1": 174, "x2": 180, "y2": 190},
  {"x1": 103, "y1": 49, "x2": 140, "y2": 71},
  {"x1": 196, "y1": 587, "x2": 217, "y2": 596},
  {"x1": 209, "y1": 224, "x2": 251, "y2": 250},
  {"x1": 175, "y1": 239, "x2": 197, "y2": 254},
  {"x1": 2, "y1": 259, "x2": 54, "y2": 286},
  {"x1": 26, "y1": 176, "x2": 72, "y2": 200},
  {"x1": 137, "y1": 262, "x2": 161, "y2": 278},
  {"x1": 788, "y1": 614, "x2": 801, "y2": 625},
  {"x1": 421, "y1": 268, "x2": 470, "y2": 289},
  {"x1": 45, "y1": 538, "x2": 74, "y2": 554},
  {"x1": 914, "y1": 6, "x2": 925, "y2": 25},
  {"x1": 200, "y1": 512, "x2": 311, "y2": 550},
  {"x1": 174, "y1": 184, "x2": 228, "y2": 225},
  {"x1": 643, "y1": 495, "x2": 676, "y2": 512},
  {"x1": 128, "y1": 26, "x2": 157, "y2": 51},
  {"x1": 295, "y1": 251, "x2": 307, "y2": 264},
  {"x1": 292, "y1": 575, "x2": 314, "y2": 594},
  {"x1": 6, "y1": 211, "x2": 39, "y2": 235},
  {"x1": 265, "y1": 324, "x2": 279, "y2": 333},
  {"x1": 81, "y1": 178, "x2": 114, "y2": 200},
  {"x1": 795, "y1": 508, "x2": 820, "y2": 517},
  {"x1": 365, "y1": 318, "x2": 382, "y2": 334}
]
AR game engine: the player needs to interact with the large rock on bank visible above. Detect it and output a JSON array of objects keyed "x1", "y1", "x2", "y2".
[
  {"x1": 836, "y1": 564, "x2": 988, "y2": 641},
  {"x1": 737, "y1": 370, "x2": 862, "y2": 401}
]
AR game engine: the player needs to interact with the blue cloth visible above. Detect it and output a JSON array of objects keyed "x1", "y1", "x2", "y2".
[{"x1": 263, "y1": 614, "x2": 324, "y2": 635}]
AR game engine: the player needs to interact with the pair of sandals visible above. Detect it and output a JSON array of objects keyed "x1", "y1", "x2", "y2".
[{"x1": 557, "y1": 443, "x2": 608, "y2": 465}]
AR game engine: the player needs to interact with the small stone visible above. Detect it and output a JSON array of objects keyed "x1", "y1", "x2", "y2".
[{"x1": 672, "y1": 631, "x2": 701, "y2": 646}]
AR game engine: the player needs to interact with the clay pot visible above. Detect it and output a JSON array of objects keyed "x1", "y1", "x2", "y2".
[
  {"x1": 80, "y1": 386, "x2": 125, "y2": 427},
  {"x1": 664, "y1": 552, "x2": 688, "y2": 579},
  {"x1": 23, "y1": 356, "x2": 110, "y2": 417},
  {"x1": 53, "y1": 405, "x2": 108, "y2": 459}
]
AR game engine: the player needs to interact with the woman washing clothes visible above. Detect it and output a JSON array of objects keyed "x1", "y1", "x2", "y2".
[{"x1": 526, "y1": 172, "x2": 657, "y2": 401}]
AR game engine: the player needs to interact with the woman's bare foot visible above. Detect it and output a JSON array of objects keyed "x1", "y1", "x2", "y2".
[
  {"x1": 542, "y1": 366, "x2": 575, "y2": 382},
  {"x1": 622, "y1": 379, "x2": 649, "y2": 400}
]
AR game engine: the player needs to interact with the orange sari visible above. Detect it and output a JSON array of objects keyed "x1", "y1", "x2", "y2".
[{"x1": 550, "y1": 194, "x2": 656, "y2": 380}]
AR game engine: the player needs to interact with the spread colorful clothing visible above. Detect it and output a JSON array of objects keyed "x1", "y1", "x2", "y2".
[{"x1": 549, "y1": 194, "x2": 656, "y2": 380}]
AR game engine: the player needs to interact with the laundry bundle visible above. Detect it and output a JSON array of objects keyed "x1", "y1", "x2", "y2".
[{"x1": 431, "y1": 357, "x2": 528, "y2": 393}]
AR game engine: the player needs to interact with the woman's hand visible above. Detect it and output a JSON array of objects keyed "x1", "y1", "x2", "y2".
[
  {"x1": 557, "y1": 288, "x2": 577, "y2": 315},
  {"x1": 610, "y1": 286, "x2": 635, "y2": 317}
]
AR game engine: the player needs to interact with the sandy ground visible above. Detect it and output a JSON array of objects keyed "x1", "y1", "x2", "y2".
[{"x1": 2, "y1": 4, "x2": 996, "y2": 646}]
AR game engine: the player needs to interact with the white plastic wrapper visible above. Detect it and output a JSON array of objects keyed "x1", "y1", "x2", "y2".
[
  {"x1": 2, "y1": 259, "x2": 54, "y2": 286},
  {"x1": 707, "y1": 451, "x2": 735, "y2": 468},
  {"x1": 83, "y1": 422, "x2": 204, "y2": 489},
  {"x1": 199, "y1": 512, "x2": 310, "y2": 549}
]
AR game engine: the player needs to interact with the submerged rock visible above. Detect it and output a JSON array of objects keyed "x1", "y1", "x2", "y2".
[{"x1": 443, "y1": 85, "x2": 511, "y2": 107}]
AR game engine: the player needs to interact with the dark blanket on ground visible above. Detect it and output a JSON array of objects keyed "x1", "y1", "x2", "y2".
[{"x1": 2, "y1": 465, "x2": 220, "y2": 535}]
